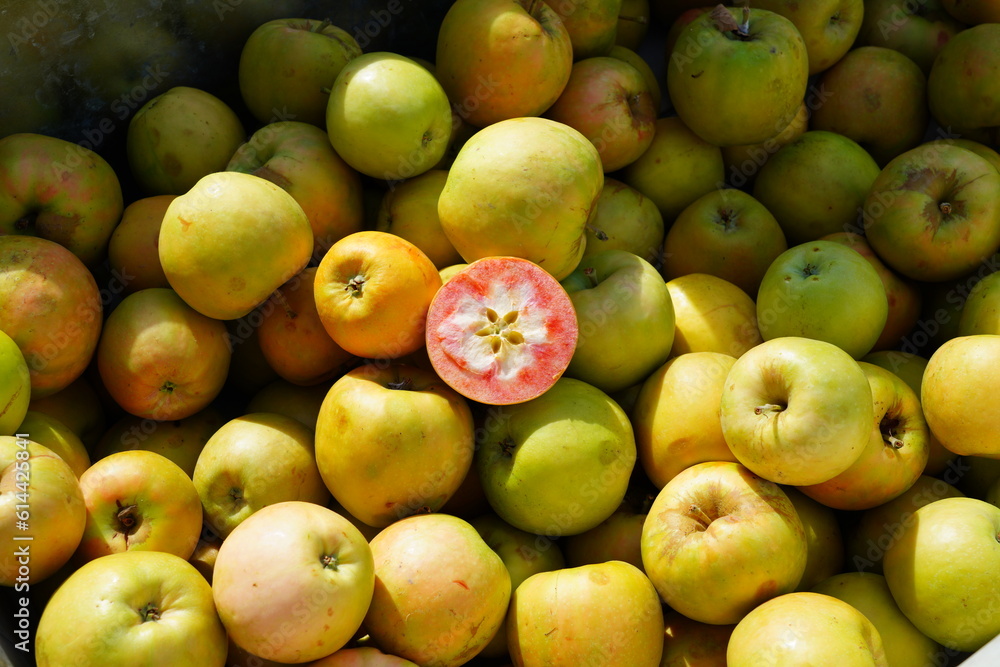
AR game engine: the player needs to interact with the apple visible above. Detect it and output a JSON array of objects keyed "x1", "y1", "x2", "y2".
[
  {"x1": 93, "y1": 407, "x2": 225, "y2": 478},
  {"x1": 27, "y1": 376, "x2": 106, "y2": 450},
  {"x1": 884, "y1": 496, "x2": 1000, "y2": 652},
  {"x1": 783, "y1": 487, "x2": 845, "y2": 592},
  {"x1": 437, "y1": 117, "x2": 604, "y2": 281},
  {"x1": 813, "y1": 572, "x2": 943, "y2": 666},
  {"x1": 227, "y1": 120, "x2": 365, "y2": 262},
  {"x1": 608, "y1": 44, "x2": 662, "y2": 112},
  {"x1": 665, "y1": 273, "x2": 762, "y2": 358},
  {"x1": 641, "y1": 461, "x2": 807, "y2": 624},
  {"x1": 239, "y1": 18, "x2": 362, "y2": 127},
  {"x1": 959, "y1": 269, "x2": 1000, "y2": 335},
  {"x1": 246, "y1": 379, "x2": 332, "y2": 431},
  {"x1": 127, "y1": 86, "x2": 246, "y2": 196},
  {"x1": 721, "y1": 101, "x2": 809, "y2": 190},
  {"x1": 941, "y1": 0, "x2": 1000, "y2": 23},
  {"x1": 0, "y1": 436, "x2": 85, "y2": 586},
  {"x1": 847, "y1": 474, "x2": 966, "y2": 574},
  {"x1": 193, "y1": 412, "x2": 331, "y2": 539},
  {"x1": 581, "y1": 178, "x2": 664, "y2": 265},
  {"x1": 0, "y1": 132, "x2": 124, "y2": 267},
  {"x1": 97, "y1": 288, "x2": 231, "y2": 421},
  {"x1": 809, "y1": 46, "x2": 929, "y2": 167},
  {"x1": 927, "y1": 137, "x2": 1000, "y2": 174},
  {"x1": 752, "y1": 131, "x2": 881, "y2": 245},
  {"x1": 727, "y1": 592, "x2": 888, "y2": 665},
  {"x1": 667, "y1": 6, "x2": 809, "y2": 147},
  {"x1": 424, "y1": 256, "x2": 578, "y2": 405},
  {"x1": 159, "y1": 171, "x2": 314, "y2": 321},
  {"x1": 14, "y1": 411, "x2": 90, "y2": 478},
  {"x1": 855, "y1": 0, "x2": 965, "y2": 75},
  {"x1": 660, "y1": 609, "x2": 735, "y2": 666},
  {"x1": 106, "y1": 195, "x2": 175, "y2": 294},
  {"x1": 543, "y1": 56, "x2": 656, "y2": 172},
  {"x1": 616, "y1": 0, "x2": 650, "y2": 50},
  {"x1": 476, "y1": 377, "x2": 636, "y2": 537},
  {"x1": 213, "y1": 501, "x2": 375, "y2": 663},
  {"x1": 257, "y1": 267, "x2": 356, "y2": 387},
  {"x1": 751, "y1": 0, "x2": 864, "y2": 74},
  {"x1": 927, "y1": 22, "x2": 1000, "y2": 145},
  {"x1": 0, "y1": 329, "x2": 30, "y2": 436},
  {"x1": 435, "y1": 0, "x2": 573, "y2": 128},
  {"x1": 327, "y1": 52, "x2": 453, "y2": 182},
  {"x1": 921, "y1": 334, "x2": 1000, "y2": 457},
  {"x1": 310, "y1": 647, "x2": 419, "y2": 666},
  {"x1": 35, "y1": 551, "x2": 228, "y2": 666},
  {"x1": 0, "y1": 235, "x2": 103, "y2": 399},
  {"x1": 756, "y1": 240, "x2": 888, "y2": 359},
  {"x1": 720, "y1": 336, "x2": 874, "y2": 486},
  {"x1": 662, "y1": 188, "x2": 788, "y2": 297},
  {"x1": 471, "y1": 512, "x2": 567, "y2": 659},
  {"x1": 798, "y1": 361, "x2": 930, "y2": 511},
  {"x1": 508, "y1": 561, "x2": 665, "y2": 666},
  {"x1": 364, "y1": 513, "x2": 511, "y2": 666},
  {"x1": 314, "y1": 230, "x2": 442, "y2": 361},
  {"x1": 551, "y1": 0, "x2": 623, "y2": 59},
  {"x1": 821, "y1": 232, "x2": 922, "y2": 353},
  {"x1": 314, "y1": 363, "x2": 473, "y2": 527},
  {"x1": 74, "y1": 450, "x2": 202, "y2": 563},
  {"x1": 632, "y1": 351, "x2": 738, "y2": 488},
  {"x1": 375, "y1": 169, "x2": 462, "y2": 269},
  {"x1": 621, "y1": 115, "x2": 724, "y2": 222},
  {"x1": 560, "y1": 249, "x2": 675, "y2": 393}
]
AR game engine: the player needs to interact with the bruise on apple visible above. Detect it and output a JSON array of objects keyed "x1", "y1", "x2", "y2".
[{"x1": 425, "y1": 257, "x2": 578, "y2": 405}]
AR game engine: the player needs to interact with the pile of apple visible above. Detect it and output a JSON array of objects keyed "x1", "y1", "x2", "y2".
[{"x1": 2, "y1": 0, "x2": 1000, "y2": 665}]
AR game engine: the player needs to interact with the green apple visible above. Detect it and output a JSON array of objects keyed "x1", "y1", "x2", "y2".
[
  {"x1": 35, "y1": 551, "x2": 227, "y2": 666},
  {"x1": 727, "y1": 592, "x2": 888, "y2": 665},
  {"x1": 475, "y1": 377, "x2": 636, "y2": 537},
  {"x1": 783, "y1": 487, "x2": 844, "y2": 592},
  {"x1": 959, "y1": 270, "x2": 1000, "y2": 335},
  {"x1": 884, "y1": 497, "x2": 1000, "y2": 652},
  {"x1": 508, "y1": 561, "x2": 664, "y2": 666},
  {"x1": 212, "y1": 501, "x2": 375, "y2": 663},
  {"x1": 666, "y1": 273, "x2": 763, "y2": 358},
  {"x1": 750, "y1": 0, "x2": 864, "y2": 74},
  {"x1": 667, "y1": 7, "x2": 809, "y2": 146},
  {"x1": 720, "y1": 336, "x2": 874, "y2": 486},
  {"x1": 375, "y1": 169, "x2": 462, "y2": 269},
  {"x1": 560, "y1": 249, "x2": 675, "y2": 393},
  {"x1": 615, "y1": 0, "x2": 650, "y2": 51},
  {"x1": 551, "y1": 0, "x2": 623, "y2": 59},
  {"x1": 14, "y1": 411, "x2": 90, "y2": 478},
  {"x1": 581, "y1": 178, "x2": 664, "y2": 265},
  {"x1": 660, "y1": 609, "x2": 735, "y2": 665},
  {"x1": 756, "y1": 240, "x2": 888, "y2": 359},
  {"x1": 928, "y1": 22, "x2": 1000, "y2": 144},
  {"x1": 847, "y1": 474, "x2": 965, "y2": 575},
  {"x1": 799, "y1": 362, "x2": 929, "y2": 511},
  {"x1": 0, "y1": 329, "x2": 30, "y2": 436},
  {"x1": 608, "y1": 44, "x2": 662, "y2": 111},
  {"x1": 813, "y1": 572, "x2": 943, "y2": 666},
  {"x1": 327, "y1": 52, "x2": 453, "y2": 182},
  {"x1": 641, "y1": 461, "x2": 807, "y2": 624},
  {"x1": 753, "y1": 131, "x2": 881, "y2": 245},
  {"x1": 855, "y1": 0, "x2": 964, "y2": 75}
]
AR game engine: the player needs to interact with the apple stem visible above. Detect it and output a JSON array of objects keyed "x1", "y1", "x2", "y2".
[
  {"x1": 583, "y1": 267, "x2": 600, "y2": 288},
  {"x1": 739, "y1": 0, "x2": 751, "y2": 35},
  {"x1": 617, "y1": 14, "x2": 648, "y2": 24},
  {"x1": 884, "y1": 433, "x2": 904, "y2": 449},
  {"x1": 525, "y1": 0, "x2": 543, "y2": 17},
  {"x1": 585, "y1": 222, "x2": 609, "y2": 241},
  {"x1": 688, "y1": 503, "x2": 714, "y2": 528},
  {"x1": 754, "y1": 403, "x2": 784, "y2": 415},
  {"x1": 315, "y1": 18, "x2": 332, "y2": 33}
]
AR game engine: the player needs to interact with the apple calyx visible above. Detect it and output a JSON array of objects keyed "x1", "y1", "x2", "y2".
[
  {"x1": 940, "y1": 201, "x2": 953, "y2": 216},
  {"x1": 346, "y1": 274, "x2": 366, "y2": 297},
  {"x1": 499, "y1": 436, "x2": 517, "y2": 457},
  {"x1": 716, "y1": 208, "x2": 738, "y2": 232},
  {"x1": 475, "y1": 308, "x2": 526, "y2": 354},
  {"x1": 138, "y1": 602, "x2": 161, "y2": 623},
  {"x1": 160, "y1": 381, "x2": 176, "y2": 394},
  {"x1": 321, "y1": 553, "x2": 340, "y2": 571},
  {"x1": 754, "y1": 403, "x2": 784, "y2": 415}
]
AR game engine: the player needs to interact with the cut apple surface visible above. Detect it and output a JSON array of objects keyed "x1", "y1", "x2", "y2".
[{"x1": 425, "y1": 257, "x2": 578, "y2": 405}]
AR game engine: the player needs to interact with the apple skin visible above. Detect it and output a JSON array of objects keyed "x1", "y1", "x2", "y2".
[
  {"x1": 74, "y1": 450, "x2": 203, "y2": 564},
  {"x1": 720, "y1": 336, "x2": 874, "y2": 487},
  {"x1": 106, "y1": 195, "x2": 175, "y2": 294},
  {"x1": 941, "y1": 0, "x2": 1000, "y2": 23},
  {"x1": 727, "y1": 592, "x2": 888, "y2": 665},
  {"x1": 238, "y1": 18, "x2": 362, "y2": 127},
  {"x1": 435, "y1": 0, "x2": 573, "y2": 128},
  {"x1": 930, "y1": 12, "x2": 999, "y2": 144},
  {"x1": 552, "y1": 0, "x2": 623, "y2": 59},
  {"x1": 544, "y1": 56, "x2": 656, "y2": 172},
  {"x1": 0, "y1": 132, "x2": 124, "y2": 267},
  {"x1": 14, "y1": 411, "x2": 90, "y2": 478},
  {"x1": 667, "y1": 7, "x2": 809, "y2": 147},
  {"x1": 959, "y1": 270, "x2": 1000, "y2": 335},
  {"x1": 660, "y1": 608, "x2": 735, "y2": 666},
  {"x1": 560, "y1": 249, "x2": 675, "y2": 394},
  {"x1": 783, "y1": 487, "x2": 844, "y2": 592},
  {"x1": 662, "y1": 188, "x2": 788, "y2": 297},
  {"x1": 227, "y1": 120, "x2": 365, "y2": 262},
  {"x1": 921, "y1": 334, "x2": 1000, "y2": 457},
  {"x1": 247, "y1": 379, "x2": 331, "y2": 431},
  {"x1": 35, "y1": 551, "x2": 228, "y2": 667},
  {"x1": 884, "y1": 497, "x2": 1000, "y2": 652},
  {"x1": 632, "y1": 351, "x2": 738, "y2": 488},
  {"x1": 608, "y1": 44, "x2": 662, "y2": 112},
  {"x1": 475, "y1": 377, "x2": 636, "y2": 537},
  {"x1": 665, "y1": 273, "x2": 763, "y2": 358},
  {"x1": 752, "y1": 131, "x2": 882, "y2": 245},
  {"x1": 798, "y1": 361, "x2": 929, "y2": 511},
  {"x1": 721, "y1": 102, "x2": 809, "y2": 190},
  {"x1": 855, "y1": 0, "x2": 965, "y2": 75},
  {"x1": 310, "y1": 647, "x2": 419, "y2": 666},
  {"x1": 750, "y1": 0, "x2": 864, "y2": 75},
  {"x1": 813, "y1": 572, "x2": 943, "y2": 667},
  {"x1": 0, "y1": 330, "x2": 30, "y2": 436},
  {"x1": 212, "y1": 501, "x2": 375, "y2": 664},
  {"x1": 757, "y1": 240, "x2": 888, "y2": 359},
  {"x1": 27, "y1": 376, "x2": 106, "y2": 450},
  {"x1": 810, "y1": 46, "x2": 929, "y2": 167},
  {"x1": 641, "y1": 461, "x2": 807, "y2": 625},
  {"x1": 375, "y1": 169, "x2": 462, "y2": 270},
  {"x1": 327, "y1": 52, "x2": 453, "y2": 182},
  {"x1": 508, "y1": 561, "x2": 664, "y2": 666},
  {"x1": 582, "y1": 178, "x2": 664, "y2": 265},
  {"x1": 127, "y1": 86, "x2": 246, "y2": 196},
  {"x1": 193, "y1": 412, "x2": 331, "y2": 539}
]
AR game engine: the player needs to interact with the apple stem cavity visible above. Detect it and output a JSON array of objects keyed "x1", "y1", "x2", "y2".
[
  {"x1": 754, "y1": 403, "x2": 784, "y2": 415},
  {"x1": 688, "y1": 503, "x2": 715, "y2": 529},
  {"x1": 114, "y1": 501, "x2": 140, "y2": 541}
]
